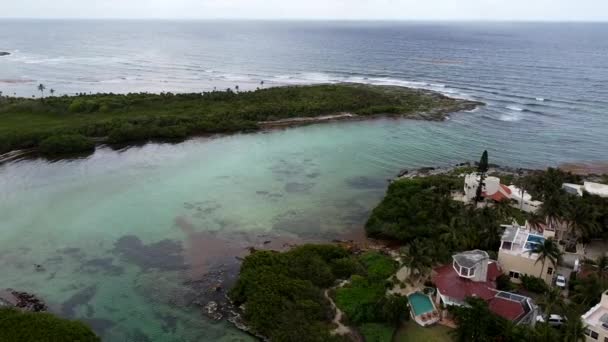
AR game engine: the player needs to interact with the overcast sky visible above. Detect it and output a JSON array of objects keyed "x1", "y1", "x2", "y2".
[{"x1": 2, "y1": 0, "x2": 607, "y2": 21}]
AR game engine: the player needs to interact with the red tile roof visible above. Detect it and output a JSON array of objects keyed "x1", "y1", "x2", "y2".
[
  {"x1": 432, "y1": 264, "x2": 497, "y2": 301},
  {"x1": 488, "y1": 297, "x2": 525, "y2": 321},
  {"x1": 433, "y1": 261, "x2": 527, "y2": 322},
  {"x1": 482, "y1": 184, "x2": 512, "y2": 202}
]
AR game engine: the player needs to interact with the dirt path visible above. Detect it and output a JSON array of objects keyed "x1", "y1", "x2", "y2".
[{"x1": 325, "y1": 280, "x2": 352, "y2": 336}]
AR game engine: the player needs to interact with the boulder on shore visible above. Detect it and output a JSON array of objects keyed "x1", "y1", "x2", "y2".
[{"x1": 0, "y1": 52, "x2": 10, "y2": 56}]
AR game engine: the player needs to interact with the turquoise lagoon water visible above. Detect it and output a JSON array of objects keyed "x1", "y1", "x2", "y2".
[
  {"x1": 408, "y1": 292, "x2": 435, "y2": 316},
  {"x1": 1, "y1": 117, "x2": 603, "y2": 341}
]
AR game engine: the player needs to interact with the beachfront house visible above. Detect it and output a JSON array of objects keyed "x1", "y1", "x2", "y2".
[
  {"x1": 432, "y1": 250, "x2": 537, "y2": 325},
  {"x1": 464, "y1": 173, "x2": 511, "y2": 202},
  {"x1": 498, "y1": 224, "x2": 556, "y2": 285},
  {"x1": 463, "y1": 173, "x2": 540, "y2": 212},
  {"x1": 581, "y1": 290, "x2": 608, "y2": 342}
]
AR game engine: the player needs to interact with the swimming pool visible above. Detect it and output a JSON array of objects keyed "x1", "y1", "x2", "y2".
[
  {"x1": 408, "y1": 292, "x2": 434, "y2": 316},
  {"x1": 525, "y1": 234, "x2": 545, "y2": 250}
]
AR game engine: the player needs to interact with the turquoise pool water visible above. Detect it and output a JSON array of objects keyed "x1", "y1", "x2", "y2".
[
  {"x1": 525, "y1": 234, "x2": 545, "y2": 250},
  {"x1": 408, "y1": 292, "x2": 434, "y2": 316}
]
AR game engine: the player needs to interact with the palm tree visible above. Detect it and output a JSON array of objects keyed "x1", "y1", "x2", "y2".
[
  {"x1": 37, "y1": 83, "x2": 46, "y2": 99},
  {"x1": 400, "y1": 240, "x2": 434, "y2": 280},
  {"x1": 562, "y1": 308, "x2": 587, "y2": 342},
  {"x1": 538, "y1": 189, "x2": 566, "y2": 231},
  {"x1": 571, "y1": 275, "x2": 603, "y2": 307},
  {"x1": 529, "y1": 238, "x2": 562, "y2": 279},
  {"x1": 235, "y1": 85, "x2": 239, "y2": 92},
  {"x1": 537, "y1": 288, "x2": 565, "y2": 319},
  {"x1": 50, "y1": 88, "x2": 55, "y2": 97},
  {"x1": 565, "y1": 199, "x2": 599, "y2": 240},
  {"x1": 260, "y1": 80, "x2": 265, "y2": 87}
]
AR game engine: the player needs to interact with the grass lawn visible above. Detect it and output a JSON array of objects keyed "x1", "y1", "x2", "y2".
[
  {"x1": 393, "y1": 321, "x2": 453, "y2": 342},
  {"x1": 359, "y1": 323, "x2": 395, "y2": 342}
]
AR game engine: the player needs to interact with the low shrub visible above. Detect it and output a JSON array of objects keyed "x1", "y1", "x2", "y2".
[
  {"x1": 520, "y1": 274, "x2": 549, "y2": 293},
  {"x1": 38, "y1": 134, "x2": 95, "y2": 155},
  {"x1": 0, "y1": 308, "x2": 99, "y2": 342}
]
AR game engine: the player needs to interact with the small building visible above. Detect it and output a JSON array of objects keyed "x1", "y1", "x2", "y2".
[
  {"x1": 581, "y1": 290, "x2": 608, "y2": 342},
  {"x1": 432, "y1": 250, "x2": 537, "y2": 325},
  {"x1": 508, "y1": 185, "x2": 542, "y2": 213},
  {"x1": 563, "y1": 183, "x2": 584, "y2": 196},
  {"x1": 497, "y1": 225, "x2": 555, "y2": 285},
  {"x1": 563, "y1": 182, "x2": 608, "y2": 198}
]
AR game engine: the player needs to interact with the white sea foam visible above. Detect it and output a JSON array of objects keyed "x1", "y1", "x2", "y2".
[
  {"x1": 536, "y1": 97, "x2": 545, "y2": 102},
  {"x1": 499, "y1": 112, "x2": 522, "y2": 122},
  {"x1": 507, "y1": 105, "x2": 524, "y2": 111}
]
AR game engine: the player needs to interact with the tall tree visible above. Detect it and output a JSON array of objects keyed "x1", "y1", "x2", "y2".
[
  {"x1": 37, "y1": 83, "x2": 46, "y2": 99},
  {"x1": 565, "y1": 198, "x2": 599, "y2": 240},
  {"x1": 475, "y1": 150, "x2": 489, "y2": 202},
  {"x1": 50, "y1": 88, "x2": 55, "y2": 96},
  {"x1": 561, "y1": 307, "x2": 587, "y2": 342},
  {"x1": 571, "y1": 275, "x2": 604, "y2": 308},
  {"x1": 529, "y1": 238, "x2": 562, "y2": 279}
]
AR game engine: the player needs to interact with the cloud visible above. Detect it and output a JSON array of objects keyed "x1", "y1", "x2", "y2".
[{"x1": 2, "y1": 0, "x2": 607, "y2": 21}]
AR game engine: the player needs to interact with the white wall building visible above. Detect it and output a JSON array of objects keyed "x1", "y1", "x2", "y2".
[{"x1": 582, "y1": 290, "x2": 608, "y2": 342}]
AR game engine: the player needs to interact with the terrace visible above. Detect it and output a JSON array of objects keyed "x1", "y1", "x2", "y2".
[{"x1": 499, "y1": 225, "x2": 545, "y2": 259}]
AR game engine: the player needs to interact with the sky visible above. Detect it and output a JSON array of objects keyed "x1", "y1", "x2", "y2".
[{"x1": 2, "y1": 0, "x2": 607, "y2": 21}]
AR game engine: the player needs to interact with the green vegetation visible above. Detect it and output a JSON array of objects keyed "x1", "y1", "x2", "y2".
[
  {"x1": 358, "y1": 323, "x2": 395, "y2": 342},
  {"x1": 520, "y1": 274, "x2": 550, "y2": 294},
  {"x1": 334, "y1": 252, "x2": 406, "y2": 339},
  {"x1": 394, "y1": 321, "x2": 453, "y2": 342},
  {"x1": 229, "y1": 244, "x2": 359, "y2": 341},
  {"x1": 365, "y1": 174, "x2": 519, "y2": 265},
  {"x1": 38, "y1": 134, "x2": 95, "y2": 155},
  {"x1": 0, "y1": 308, "x2": 99, "y2": 342},
  {"x1": 0, "y1": 84, "x2": 478, "y2": 155},
  {"x1": 229, "y1": 246, "x2": 409, "y2": 341},
  {"x1": 450, "y1": 297, "x2": 588, "y2": 342}
]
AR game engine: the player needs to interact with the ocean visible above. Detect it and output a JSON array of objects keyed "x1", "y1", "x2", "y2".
[{"x1": 0, "y1": 20, "x2": 607, "y2": 341}]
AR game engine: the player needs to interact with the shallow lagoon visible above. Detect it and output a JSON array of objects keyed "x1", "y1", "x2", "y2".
[{"x1": 2, "y1": 112, "x2": 606, "y2": 340}]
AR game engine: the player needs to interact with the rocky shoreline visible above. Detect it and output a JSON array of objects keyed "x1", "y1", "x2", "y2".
[{"x1": 0, "y1": 289, "x2": 48, "y2": 312}]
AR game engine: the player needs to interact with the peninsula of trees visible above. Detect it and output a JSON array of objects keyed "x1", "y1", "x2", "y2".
[{"x1": 0, "y1": 84, "x2": 480, "y2": 155}]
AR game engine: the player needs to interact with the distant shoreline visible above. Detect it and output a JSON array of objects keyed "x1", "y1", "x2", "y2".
[{"x1": 0, "y1": 83, "x2": 482, "y2": 158}]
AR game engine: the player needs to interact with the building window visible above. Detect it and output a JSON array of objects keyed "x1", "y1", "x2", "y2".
[
  {"x1": 585, "y1": 329, "x2": 591, "y2": 336},
  {"x1": 509, "y1": 271, "x2": 520, "y2": 279},
  {"x1": 603, "y1": 336, "x2": 607, "y2": 342},
  {"x1": 591, "y1": 331, "x2": 598, "y2": 339},
  {"x1": 547, "y1": 267, "x2": 553, "y2": 275}
]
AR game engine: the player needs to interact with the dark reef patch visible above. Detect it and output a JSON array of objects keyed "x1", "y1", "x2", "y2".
[
  {"x1": 345, "y1": 176, "x2": 388, "y2": 190},
  {"x1": 78, "y1": 257, "x2": 125, "y2": 276},
  {"x1": 61, "y1": 285, "x2": 98, "y2": 317},
  {"x1": 156, "y1": 313, "x2": 178, "y2": 334},
  {"x1": 112, "y1": 235, "x2": 186, "y2": 271},
  {"x1": 284, "y1": 182, "x2": 315, "y2": 193}
]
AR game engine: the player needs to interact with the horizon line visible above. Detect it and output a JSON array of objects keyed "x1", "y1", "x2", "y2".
[{"x1": 1, "y1": 17, "x2": 607, "y2": 23}]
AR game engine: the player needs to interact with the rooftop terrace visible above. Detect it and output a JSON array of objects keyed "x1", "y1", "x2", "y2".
[{"x1": 499, "y1": 225, "x2": 545, "y2": 259}]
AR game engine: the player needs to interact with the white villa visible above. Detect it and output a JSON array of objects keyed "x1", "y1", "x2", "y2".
[
  {"x1": 463, "y1": 173, "x2": 541, "y2": 213},
  {"x1": 563, "y1": 182, "x2": 608, "y2": 198},
  {"x1": 582, "y1": 290, "x2": 608, "y2": 342}
]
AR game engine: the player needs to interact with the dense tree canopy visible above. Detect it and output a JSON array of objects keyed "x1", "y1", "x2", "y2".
[
  {"x1": 0, "y1": 308, "x2": 99, "y2": 342},
  {"x1": 0, "y1": 84, "x2": 477, "y2": 155}
]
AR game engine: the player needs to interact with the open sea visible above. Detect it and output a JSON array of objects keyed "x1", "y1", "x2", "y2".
[{"x1": 1, "y1": 20, "x2": 607, "y2": 341}]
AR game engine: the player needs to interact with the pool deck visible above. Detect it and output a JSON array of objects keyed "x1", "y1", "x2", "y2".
[{"x1": 408, "y1": 291, "x2": 441, "y2": 327}]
